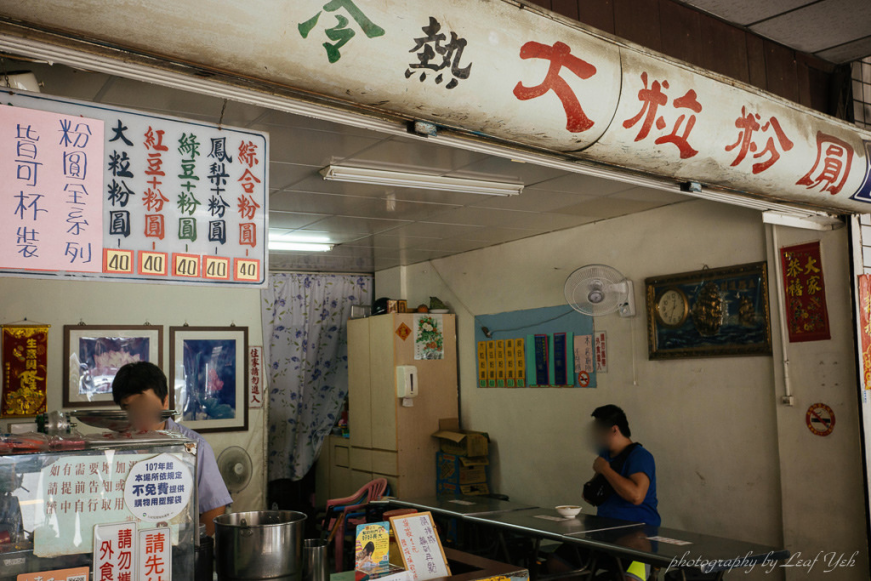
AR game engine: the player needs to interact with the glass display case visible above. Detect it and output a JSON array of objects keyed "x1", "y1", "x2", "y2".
[{"x1": 0, "y1": 433, "x2": 197, "y2": 581}]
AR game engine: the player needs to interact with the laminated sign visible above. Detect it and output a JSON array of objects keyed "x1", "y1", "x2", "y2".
[{"x1": 0, "y1": 90, "x2": 268, "y2": 287}]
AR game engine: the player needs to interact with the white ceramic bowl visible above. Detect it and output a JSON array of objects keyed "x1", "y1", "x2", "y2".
[{"x1": 556, "y1": 505, "x2": 582, "y2": 518}]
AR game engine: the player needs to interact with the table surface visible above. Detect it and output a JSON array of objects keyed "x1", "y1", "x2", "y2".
[
  {"x1": 570, "y1": 523, "x2": 790, "y2": 572},
  {"x1": 389, "y1": 496, "x2": 538, "y2": 517},
  {"x1": 388, "y1": 498, "x2": 789, "y2": 572},
  {"x1": 466, "y1": 508, "x2": 642, "y2": 541}
]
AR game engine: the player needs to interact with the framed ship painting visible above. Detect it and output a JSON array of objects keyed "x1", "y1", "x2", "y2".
[{"x1": 646, "y1": 262, "x2": 772, "y2": 360}]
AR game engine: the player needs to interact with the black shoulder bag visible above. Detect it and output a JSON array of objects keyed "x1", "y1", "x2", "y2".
[{"x1": 582, "y1": 442, "x2": 640, "y2": 507}]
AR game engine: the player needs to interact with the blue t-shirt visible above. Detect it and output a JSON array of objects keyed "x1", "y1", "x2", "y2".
[
  {"x1": 596, "y1": 444, "x2": 660, "y2": 527},
  {"x1": 165, "y1": 418, "x2": 233, "y2": 514}
]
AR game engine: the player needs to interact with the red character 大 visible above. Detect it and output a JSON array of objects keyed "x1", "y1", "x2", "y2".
[
  {"x1": 796, "y1": 132, "x2": 854, "y2": 196},
  {"x1": 725, "y1": 106, "x2": 794, "y2": 174},
  {"x1": 622, "y1": 73, "x2": 702, "y2": 159},
  {"x1": 513, "y1": 41, "x2": 597, "y2": 133}
]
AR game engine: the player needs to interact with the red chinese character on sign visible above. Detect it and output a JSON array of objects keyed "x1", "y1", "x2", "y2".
[
  {"x1": 513, "y1": 41, "x2": 597, "y2": 133},
  {"x1": 238, "y1": 168, "x2": 262, "y2": 194},
  {"x1": 240, "y1": 223, "x2": 256, "y2": 247},
  {"x1": 796, "y1": 132, "x2": 854, "y2": 196},
  {"x1": 99, "y1": 540, "x2": 114, "y2": 560},
  {"x1": 145, "y1": 532, "x2": 166, "y2": 554},
  {"x1": 99, "y1": 560, "x2": 114, "y2": 581},
  {"x1": 237, "y1": 194, "x2": 261, "y2": 219},
  {"x1": 238, "y1": 141, "x2": 260, "y2": 168},
  {"x1": 144, "y1": 127, "x2": 168, "y2": 152},
  {"x1": 726, "y1": 106, "x2": 794, "y2": 174},
  {"x1": 623, "y1": 72, "x2": 702, "y2": 159},
  {"x1": 145, "y1": 214, "x2": 165, "y2": 240},
  {"x1": 143, "y1": 188, "x2": 169, "y2": 212},
  {"x1": 118, "y1": 528, "x2": 132, "y2": 549},
  {"x1": 144, "y1": 554, "x2": 165, "y2": 577}
]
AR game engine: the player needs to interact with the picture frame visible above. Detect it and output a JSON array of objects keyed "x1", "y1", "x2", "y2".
[
  {"x1": 63, "y1": 325, "x2": 164, "y2": 408},
  {"x1": 169, "y1": 326, "x2": 248, "y2": 433},
  {"x1": 646, "y1": 262, "x2": 772, "y2": 360}
]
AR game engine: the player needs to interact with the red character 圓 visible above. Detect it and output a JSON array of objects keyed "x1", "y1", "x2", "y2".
[
  {"x1": 622, "y1": 72, "x2": 702, "y2": 159},
  {"x1": 144, "y1": 214, "x2": 165, "y2": 240},
  {"x1": 240, "y1": 223, "x2": 257, "y2": 247},
  {"x1": 796, "y1": 132, "x2": 855, "y2": 196},
  {"x1": 725, "y1": 106, "x2": 794, "y2": 174},
  {"x1": 513, "y1": 40, "x2": 597, "y2": 133}
]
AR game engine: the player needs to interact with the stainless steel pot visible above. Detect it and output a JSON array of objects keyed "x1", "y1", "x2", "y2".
[{"x1": 214, "y1": 511, "x2": 307, "y2": 581}]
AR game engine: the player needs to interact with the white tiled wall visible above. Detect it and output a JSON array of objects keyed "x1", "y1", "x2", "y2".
[
  {"x1": 852, "y1": 60, "x2": 871, "y2": 265},
  {"x1": 859, "y1": 214, "x2": 871, "y2": 273},
  {"x1": 853, "y1": 57, "x2": 871, "y2": 130}
]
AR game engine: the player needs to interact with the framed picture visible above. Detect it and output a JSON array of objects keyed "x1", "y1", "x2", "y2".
[
  {"x1": 170, "y1": 326, "x2": 248, "y2": 433},
  {"x1": 646, "y1": 262, "x2": 772, "y2": 360},
  {"x1": 63, "y1": 325, "x2": 163, "y2": 408}
]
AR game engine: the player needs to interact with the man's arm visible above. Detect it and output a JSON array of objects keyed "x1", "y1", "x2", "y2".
[
  {"x1": 592, "y1": 457, "x2": 650, "y2": 506},
  {"x1": 201, "y1": 505, "x2": 227, "y2": 536}
]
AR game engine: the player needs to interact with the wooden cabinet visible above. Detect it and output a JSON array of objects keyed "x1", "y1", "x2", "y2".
[{"x1": 317, "y1": 313, "x2": 457, "y2": 501}]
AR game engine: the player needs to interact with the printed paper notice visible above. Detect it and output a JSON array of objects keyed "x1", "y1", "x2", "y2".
[
  {"x1": 414, "y1": 314, "x2": 444, "y2": 360},
  {"x1": 124, "y1": 453, "x2": 193, "y2": 522},
  {"x1": 390, "y1": 512, "x2": 450, "y2": 581}
]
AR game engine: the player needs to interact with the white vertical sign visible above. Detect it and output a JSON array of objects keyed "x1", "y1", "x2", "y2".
[
  {"x1": 248, "y1": 346, "x2": 264, "y2": 409},
  {"x1": 93, "y1": 522, "x2": 136, "y2": 581},
  {"x1": 138, "y1": 527, "x2": 171, "y2": 581},
  {"x1": 594, "y1": 331, "x2": 608, "y2": 373},
  {"x1": 573, "y1": 334, "x2": 594, "y2": 377}
]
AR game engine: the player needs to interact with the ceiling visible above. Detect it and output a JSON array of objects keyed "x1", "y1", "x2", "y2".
[
  {"x1": 678, "y1": 0, "x2": 871, "y2": 63},
  {"x1": 23, "y1": 60, "x2": 692, "y2": 273}
]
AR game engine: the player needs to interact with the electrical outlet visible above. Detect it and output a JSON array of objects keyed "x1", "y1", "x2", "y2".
[{"x1": 781, "y1": 395, "x2": 795, "y2": 406}]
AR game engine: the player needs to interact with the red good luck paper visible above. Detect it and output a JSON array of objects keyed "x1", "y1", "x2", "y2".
[
  {"x1": 2, "y1": 325, "x2": 49, "y2": 417},
  {"x1": 780, "y1": 241, "x2": 830, "y2": 343},
  {"x1": 859, "y1": 275, "x2": 871, "y2": 390}
]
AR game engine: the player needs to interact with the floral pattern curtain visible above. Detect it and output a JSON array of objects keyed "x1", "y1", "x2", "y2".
[{"x1": 261, "y1": 273, "x2": 373, "y2": 481}]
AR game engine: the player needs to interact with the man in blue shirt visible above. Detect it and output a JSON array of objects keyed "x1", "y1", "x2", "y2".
[
  {"x1": 590, "y1": 404, "x2": 660, "y2": 527},
  {"x1": 589, "y1": 405, "x2": 659, "y2": 581},
  {"x1": 549, "y1": 405, "x2": 660, "y2": 581},
  {"x1": 112, "y1": 361, "x2": 233, "y2": 535}
]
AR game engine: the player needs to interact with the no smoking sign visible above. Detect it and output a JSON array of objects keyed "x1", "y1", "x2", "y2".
[{"x1": 806, "y1": 403, "x2": 835, "y2": 437}]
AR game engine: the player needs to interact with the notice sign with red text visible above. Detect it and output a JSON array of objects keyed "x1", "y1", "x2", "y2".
[
  {"x1": 93, "y1": 522, "x2": 136, "y2": 581},
  {"x1": 780, "y1": 241, "x2": 831, "y2": 343},
  {"x1": 249, "y1": 346, "x2": 264, "y2": 409},
  {"x1": 858, "y1": 275, "x2": 871, "y2": 390},
  {"x1": 138, "y1": 527, "x2": 171, "y2": 581}
]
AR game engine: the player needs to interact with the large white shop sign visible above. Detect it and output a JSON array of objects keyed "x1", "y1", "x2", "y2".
[{"x1": 2, "y1": 0, "x2": 870, "y2": 212}]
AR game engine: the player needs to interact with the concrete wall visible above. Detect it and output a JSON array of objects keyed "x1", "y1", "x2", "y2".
[
  {"x1": 0, "y1": 277, "x2": 267, "y2": 513},
  {"x1": 376, "y1": 199, "x2": 868, "y2": 579}
]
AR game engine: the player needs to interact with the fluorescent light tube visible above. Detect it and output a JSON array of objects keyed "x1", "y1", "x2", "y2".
[
  {"x1": 269, "y1": 241, "x2": 334, "y2": 252},
  {"x1": 320, "y1": 165, "x2": 523, "y2": 197},
  {"x1": 270, "y1": 233, "x2": 332, "y2": 244}
]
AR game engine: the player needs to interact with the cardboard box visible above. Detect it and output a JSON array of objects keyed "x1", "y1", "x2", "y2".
[
  {"x1": 437, "y1": 452, "x2": 488, "y2": 487},
  {"x1": 436, "y1": 481, "x2": 490, "y2": 497},
  {"x1": 432, "y1": 418, "x2": 489, "y2": 457}
]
